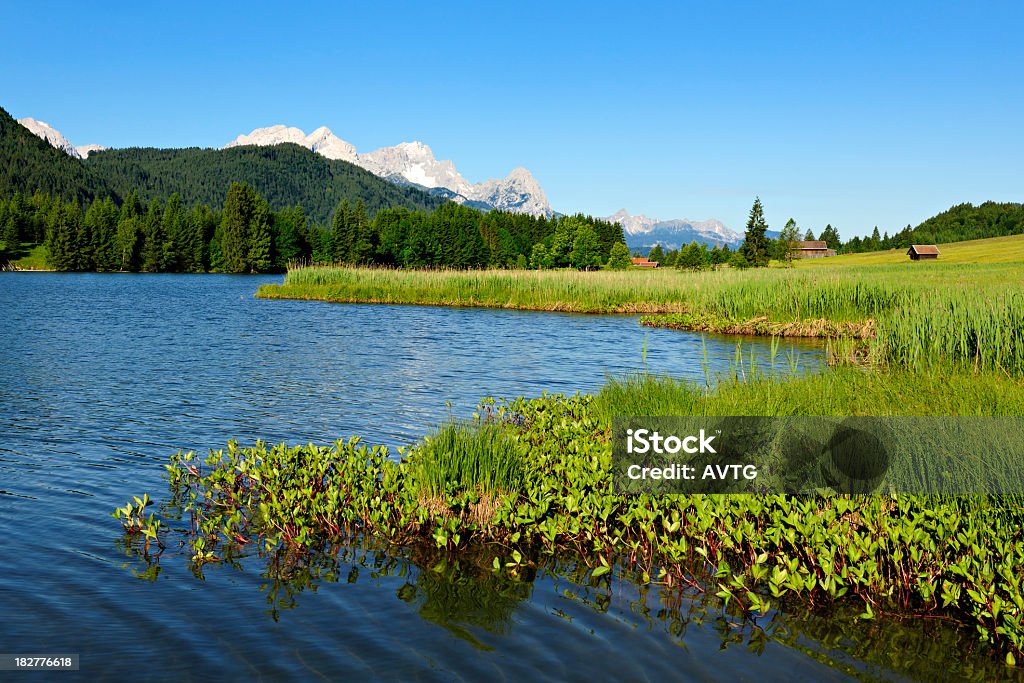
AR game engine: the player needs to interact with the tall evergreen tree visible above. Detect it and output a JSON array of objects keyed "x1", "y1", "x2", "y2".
[
  {"x1": 350, "y1": 199, "x2": 374, "y2": 263},
  {"x1": 819, "y1": 224, "x2": 841, "y2": 251},
  {"x1": 738, "y1": 197, "x2": 771, "y2": 267},
  {"x1": 870, "y1": 226, "x2": 882, "y2": 250},
  {"x1": 272, "y1": 205, "x2": 304, "y2": 269},
  {"x1": 117, "y1": 192, "x2": 143, "y2": 271},
  {"x1": 249, "y1": 196, "x2": 273, "y2": 273},
  {"x1": 46, "y1": 202, "x2": 79, "y2": 271},
  {"x1": 140, "y1": 200, "x2": 165, "y2": 272},
  {"x1": 221, "y1": 183, "x2": 254, "y2": 273},
  {"x1": 161, "y1": 193, "x2": 186, "y2": 272},
  {"x1": 330, "y1": 199, "x2": 352, "y2": 263}
]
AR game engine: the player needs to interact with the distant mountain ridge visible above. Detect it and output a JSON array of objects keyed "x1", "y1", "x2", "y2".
[
  {"x1": 225, "y1": 126, "x2": 553, "y2": 217},
  {"x1": 605, "y1": 208, "x2": 742, "y2": 250}
]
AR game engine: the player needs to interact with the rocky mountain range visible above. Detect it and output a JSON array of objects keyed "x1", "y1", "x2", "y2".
[
  {"x1": 225, "y1": 126, "x2": 552, "y2": 217},
  {"x1": 605, "y1": 209, "x2": 742, "y2": 250}
]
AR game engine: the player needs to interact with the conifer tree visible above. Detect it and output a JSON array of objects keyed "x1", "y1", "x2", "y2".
[
  {"x1": 330, "y1": 199, "x2": 352, "y2": 263},
  {"x1": 46, "y1": 202, "x2": 79, "y2": 271},
  {"x1": 221, "y1": 183, "x2": 253, "y2": 273},
  {"x1": 819, "y1": 224, "x2": 841, "y2": 251},
  {"x1": 248, "y1": 196, "x2": 273, "y2": 273},
  {"x1": 738, "y1": 197, "x2": 771, "y2": 267},
  {"x1": 161, "y1": 193, "x2": 186, "y2": 272},
  {"x1": 141, "y1": 200, "x2": 165, "y2": 272},
  {"x1": 117, "y1": 193, "x2": 143, "y2": 271}
]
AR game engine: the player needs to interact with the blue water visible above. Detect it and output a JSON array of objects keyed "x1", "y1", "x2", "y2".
[{"x1": 0, "y1": 273, "x2": 1005, "y2": 681}]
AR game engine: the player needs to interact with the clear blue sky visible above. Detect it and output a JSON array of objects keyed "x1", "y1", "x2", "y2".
[{"x1": 3, "y1": 1, "x2": 1021, "y2": 237}]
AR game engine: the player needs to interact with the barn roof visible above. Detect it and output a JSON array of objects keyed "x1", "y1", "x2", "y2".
[
  {"x1": 797, "y1": 241, "x2": 828, "y2": 249},
  {"x1": 908, "y1": 244, "x2": 941, "y2": 255}
]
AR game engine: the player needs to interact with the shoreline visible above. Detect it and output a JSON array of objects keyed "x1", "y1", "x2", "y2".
[{"x1": 640, "y1": 312, "x2": 876, "y2": 339}]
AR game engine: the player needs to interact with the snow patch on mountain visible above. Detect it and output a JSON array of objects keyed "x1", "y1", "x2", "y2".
[
  {"x1": 75, "y1": 144, "x2": 107, "y2": 158},
  {"x1": 224, "y1": 125, "x2": 553, "y2": 217},
  {"x1": 359, "y1": 141, "x2": 475, "y2": 198}
]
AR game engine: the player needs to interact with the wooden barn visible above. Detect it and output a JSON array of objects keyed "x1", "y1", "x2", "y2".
[
  {"x1": 793, "y1": 241, "x2": 837, "y2": 258},
  {"x1": 631, "y1": 257, "x2": 659, "y2": 268},
  {"x1": 907, "y1": 244, "x2": 940, "y2": 261}
]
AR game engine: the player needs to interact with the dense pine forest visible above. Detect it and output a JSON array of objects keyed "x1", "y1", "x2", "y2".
[{"x1": 0, "y1": 185, "x2": 625, "y2": 273}]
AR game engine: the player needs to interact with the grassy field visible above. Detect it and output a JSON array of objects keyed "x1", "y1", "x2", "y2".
[
  {"x1": 796, "y1": 233, "x2": 1024, "y2": 266},
  {"x1": 1, "y1": 242, "x2": 51, "y2": 270}
]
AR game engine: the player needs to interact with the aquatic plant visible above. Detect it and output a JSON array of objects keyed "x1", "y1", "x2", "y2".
[
  {"x1": 111, "y1": 493, "x2": 164, "y2": 554},
  {"x1": 116, "y1": 365, "x2": 1024, "y2": 663}
]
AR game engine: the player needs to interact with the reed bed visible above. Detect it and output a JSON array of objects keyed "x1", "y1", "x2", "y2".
[{"x1": 260, "y1": 262, "x2": 1024, "y2": 375}]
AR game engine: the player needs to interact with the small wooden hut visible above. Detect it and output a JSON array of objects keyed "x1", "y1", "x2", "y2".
[
  {"x1": 793, "y1": 241, "x2": 836, "y2": 258},
  {"x1": 907, "y1": 245, "x2": 940, "y2": 261}
]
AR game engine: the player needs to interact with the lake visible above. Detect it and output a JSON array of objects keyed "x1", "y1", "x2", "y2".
[{"x1": 0, "y1": 273, "x2": 1009, "y2": 681}]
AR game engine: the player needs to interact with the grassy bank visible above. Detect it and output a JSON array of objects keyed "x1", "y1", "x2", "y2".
[
  {"x1": 1, "y1": 243, "x2": 51, "y2": 271},
  {"x1": 639, "y1": 311, "x2": 877, "y2": 339},
  {"x1": 260, "y1": 262, "x2": 1024, "y2": 374}
]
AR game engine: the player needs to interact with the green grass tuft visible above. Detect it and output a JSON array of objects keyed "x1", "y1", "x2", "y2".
[{"x1": 407, "y1": 421, "x2": 525, "y2": 499}]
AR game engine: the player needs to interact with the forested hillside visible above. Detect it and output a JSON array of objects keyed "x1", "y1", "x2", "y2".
[
  {"x1": 0, "y1": 106, "x2": 116, "y2": 204},
  {"x1": 84, "y1": 144, "x2": 445, "y2": 223},
  {"x1": 907, "y1": 202, "x2": 1024, "y2": 245},
  {"x1": 838, "y1": 202, "x2": 1024, "y2": 253}
]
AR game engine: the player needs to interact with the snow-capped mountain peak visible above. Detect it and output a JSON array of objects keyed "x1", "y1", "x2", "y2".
[
  {"x1": 223, "y1": 125, "x2": 554, "y2": 217},
  {"x1": 473, "y1": 167, "x2": 551, "y2": 217},
  {"x1": 18, "y1": 116, "x2": 106, "y2": 160},
  {"x1": 18, "y1": 117, "x2": 83, "y2": 158},
  {"x1": 224, "y1": 124, "x2": 358, "y2": 162},
  {"x1": 359, "y1": 141, "x2": 475, "y2": 198},
  {"x1": 225, "y1": 124, "x2": 307, "y2": 148},
  {"x1": 607, "y1": 208, "x2": 657, "y2": 234},
  {"x1": 303, "y1": 126, "x2": 358, "y2": 162}
]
